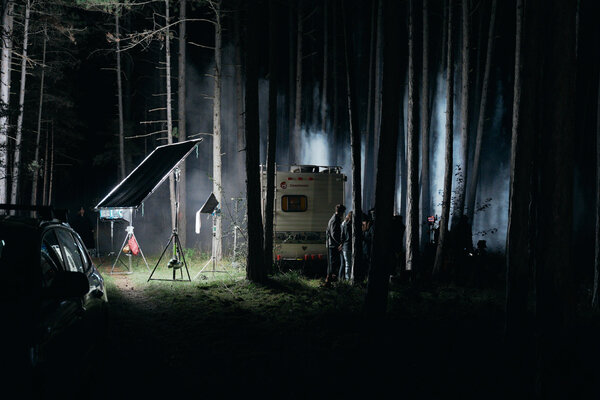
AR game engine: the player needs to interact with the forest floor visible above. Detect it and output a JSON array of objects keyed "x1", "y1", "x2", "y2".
[{"x1": 86, "y1": 257, "x2": 600, "y2": 399}]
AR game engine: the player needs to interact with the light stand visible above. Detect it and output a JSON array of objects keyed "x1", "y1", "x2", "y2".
[
  {"x1": 148, "y1": 168, "x2": 191, "y2": 282},
  {"x1": 110, "y1": 210, "x2": 150, "y2": 274},
  {"x1": 193, "y1": 192, "x2": 229, "y2": 280},
  {"x1": 193, "y1": 208, "x2": 220, "y2": 279}
]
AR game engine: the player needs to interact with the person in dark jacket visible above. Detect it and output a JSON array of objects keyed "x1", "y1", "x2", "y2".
[
  {"x1": 325, "y1": 204, "x2": 346, "y2": 287},
  {"x1": 339, "y1": 211, "x2": 353, "y2": 281},
  {"x1": 71, "y1": 206, "x2": 95, "y2": 250},
  {"x1": 362, "y1": 212, "x2": 373, "y2": 276}
]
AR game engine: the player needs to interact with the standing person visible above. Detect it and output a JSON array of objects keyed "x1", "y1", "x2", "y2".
[
  {"x1": 325, "y1": 204, "x2": 346, "y2": 287},
  {"x1": 340, "y1": 211, "x2": 353, "y2": 281},
  {"x1": 362, "y1": 212, "x2": 374, "y2": 278},
  {"x1": 71, "y1": 206, "x2": 95, "y2": 251}
]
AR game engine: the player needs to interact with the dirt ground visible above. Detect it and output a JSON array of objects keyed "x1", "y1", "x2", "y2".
[{"x1": 87, "y1": 268, "x2": 600, "y2": 399}]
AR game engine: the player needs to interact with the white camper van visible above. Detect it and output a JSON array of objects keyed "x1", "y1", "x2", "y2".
[{"x1": 261, "y1": 165, "x2": 346, "y2": 270}]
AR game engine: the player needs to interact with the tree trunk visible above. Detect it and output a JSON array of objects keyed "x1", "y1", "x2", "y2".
[
  {"x1": 420, "y1": 0, "x2": 431, "y2": 251},
  {"x1": 293, "y1": 0, "x2": 303, "y2": 164},
  {"x1": 245, "y1": 0, "x2": 265, "y2": 283},
  {"x1": 466, "y1": 0, "x2": 497, "y2": 223},
  {"x1": 42, "y1": 128, "x2": 48, "y2": 206},
  {"x1": 398, "y1": 102, "x2": 406, "y2": 218},
  {"x1": 441, "y1": 0, "x2": 448, "y2": 73},
  {"x1": 523, "y1": 1, "x2": 576, "y2": 396},
  {"x1": 406, "y1": 0, "x2": 419, "y2": 273},
  {"x1": 366, "y1": 0, "x2": 383, "y2": 210},
  {"x1": 264, "y1": 0, "x2": 278, "y2": 270},
  {"x1": 433, "y1": 0, "x2": 454, "y2": 277},
  {"x1": 165, "y1": 0, "x2": 177, "y2": 232},
  {"x1": 212, "y1": 0, "x2": 223, "y2": 261},
  {"x1": 234, "y1": 1, "x2": 245, "y2": 179},
  {"x1": 0, "y1": 1, "x2": 13, "y2": 203},
  {"x1": 363, "y1": 0, "x2": 376, "y2": 208},
  {"x1": 366, "y1": 0, "x2": 402, "y2": 317},
  {"x1": 178, "y1": 0, "x2": 187, "y2": 247},
  {"x1": 331, "y1": 1, "x2": 338, "y2": 164},
  {"x1": 505, "y1": 0, "x2": 531, "y2": 342},
  {"x1": 11, "y1": 0, "x2": 30, "y2": 205},
  {"x1": 116, "y1": 9, "x2": 126, "y2": 181},
  {"x1": 593, "y1": 69, "x2": 600, "y2": 310},
  {"x1": 31, "y1": 24, "x2": 47, "y2": 207},
  {"x1": 341, "y1": 0, "x2": 363, "y2": 283},
  {"x1": 288, "y1": 3, "x2": 295, "y2": 164},
  {"x1": 453, "y1": 0, "x2": 470, "y2": 227},
  {"x1": 320, "y1": 0, "x2": 328, "y2": 132},
  {"x1": 48, "y1": 122, "x2": 54, "y2": 205}
]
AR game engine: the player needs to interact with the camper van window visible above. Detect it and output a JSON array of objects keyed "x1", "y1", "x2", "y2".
[{"x1": 281, "y1": 195, "x2": 307, "y2": 212}]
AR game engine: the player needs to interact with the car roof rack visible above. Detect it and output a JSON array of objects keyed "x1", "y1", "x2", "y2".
[{"x1": 0, "y1": 204, "x2": 68, "y2": 223}]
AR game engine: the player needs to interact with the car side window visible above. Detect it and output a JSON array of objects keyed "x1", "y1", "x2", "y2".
[
  {"x1": 73, "y1": 234, "x2": 91, "y2": 272},
  {"x1": 42, "y1": 230, "x2": 64, "y2": 269},
  {"x1": 55, "y1": 229, "x2": 85, "y2": 273},
  {"x1": 40, "y1": 253, "x2": 58, "y2": 288}
]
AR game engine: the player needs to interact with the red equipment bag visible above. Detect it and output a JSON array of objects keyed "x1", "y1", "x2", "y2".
[{"x1": 128, "y1": 235, "x2": 140, "y2": 256}]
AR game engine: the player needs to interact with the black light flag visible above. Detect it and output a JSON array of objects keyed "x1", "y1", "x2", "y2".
[{"x1": 95, "y1": 139, "x2": 202, "y2": 209}]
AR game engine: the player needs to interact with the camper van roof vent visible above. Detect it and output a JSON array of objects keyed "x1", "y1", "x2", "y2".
[{"x1": 290, "y1": 165, "x2": 319, "y2": 173}]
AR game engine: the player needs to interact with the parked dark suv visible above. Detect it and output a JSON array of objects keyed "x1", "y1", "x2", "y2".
[{"x1": 0, "y1": 206, "x2": 108, "y2": 397}]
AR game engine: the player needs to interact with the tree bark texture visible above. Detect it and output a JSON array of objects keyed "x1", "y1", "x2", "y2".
[
  {"x1": 593, "y1": 69, "x2": 600, "y2": 310},
  {"x1": 365, "y1": 0, "x2": 383, "y2": 210},
  {"x1": 453, "y1": 0, "x2": 470, "y2": 227},
  {"x1": 433, "y1": 0, "x2": 454, "y2": 277},
  {"x1": 505, "y1": 0, "x2": 531, "y2": 343},
  {"x1": 524, "y1": 1, "x2": 576, "y2": 396},
  {"x1": 178, "y1": 0, "x2": 187, "y2": 247},
  {"x1": 234, "y1": 1, "x2": 245, "y2": 178},
  {"x1": 245, "y1": 0, "x2": 266, "y2": 283},
  {"x1": 11, "y1": 0, "x2": 30, "y2": 206},
  {"x1": 264, "y1": 0, "x2": 278, "y2": 270},
  {"x1": 288, "y1": 3, "x2": 295, "y2": 164},
  {"x1": 398, "y1": 101, "x2": 407, "y2": 219},
  {"x1": 116, "y1": 9, "x2": 126, "y2": 181},
  {"x1": 341, "y1": 0, "x2": 363, "y2": 283},
  {"x1": 420, "y1": 0, "x2": 431, "y2": 251},
  {"x1": 293, "y1": 0, "x2": 303, "y2": 164},
  {"x1": 48, "y1": 124, "x2": 54, "y2": 205},
  {"x1": 212, "y1": 0, "x2": 223, "y2": 261},
  {"x1": 363, "y1": 0, "x2": 377, "y2": 209},
  {"x1": 164, "y1": 0, "x2": 177, "y2": 234},
  {"x1": 366, "y1": 0, "x2": 402, "y2": 317},
  {"x1": 406, "y1": 0, "x2": 420, "y2": 272},
  {"x1": 32, "y1": 24, "x2": 47, "y2": 207},
  {"x1": 42, "y1": 128, "x2": 48, "y2": 205},
  {"x1": 0, "y1": 1, "x2": 13, "y2": 203},
  {"x1": 320, "y1": 0, "x2": 328, "y2": 132},
  {"x1": 466, "y1": 0, "x2": 497, "y2": 223}
]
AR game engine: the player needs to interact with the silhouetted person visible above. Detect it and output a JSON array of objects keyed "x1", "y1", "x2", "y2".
[
  {"x1": 325, "y1": 204, "x2": 345, "y2": 287},
  {"x1": 71, "y1": 206, "x2": 95, "y2": 251},
  {"x1": 340, "y1": 211, "x2": 353, "y2": 280}
]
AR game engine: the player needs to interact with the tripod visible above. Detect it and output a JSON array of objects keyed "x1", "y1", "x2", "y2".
[
  {"x1": 111, "y1": 217, "x2": 150, "y2": 274},
  {"x1": 194, "y1": 211, "x2": 218, "y2": 279},
  {"x1": 147, "y1": 167, "x2": 191, "y2": 282}
]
